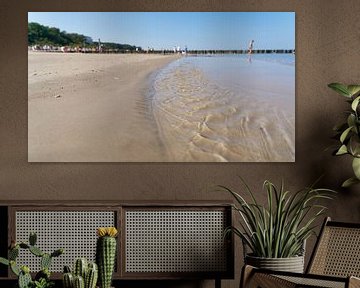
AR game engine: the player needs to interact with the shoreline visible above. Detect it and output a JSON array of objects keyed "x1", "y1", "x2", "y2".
[{"x1": 28, "y1": 52, "x2": 178, "y2": 162}]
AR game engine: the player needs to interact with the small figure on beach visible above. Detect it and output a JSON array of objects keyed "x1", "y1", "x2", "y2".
[{"x1": 248, "y1": 40, "x2": 254, "y2": 54}]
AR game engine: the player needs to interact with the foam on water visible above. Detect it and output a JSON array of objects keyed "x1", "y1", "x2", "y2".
[{"x1": 151, "y1": 54, "x2": 295, "y2": 162}]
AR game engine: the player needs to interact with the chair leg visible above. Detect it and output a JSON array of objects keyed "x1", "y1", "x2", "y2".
[
  {"x1": 240, "y1": 265, "x2": 255, "y2": 288},
  {"x1": 215, "y1": 278, "x2": 221, "y2": 288}
]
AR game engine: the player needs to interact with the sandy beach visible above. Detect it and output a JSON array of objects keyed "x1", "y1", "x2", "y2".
[
  {"x1": 28, "y1": 52, "x2": 177, "y2": 162},
  {"x1": 28, "y1": 52, "x2": 294, "y2": 162}
]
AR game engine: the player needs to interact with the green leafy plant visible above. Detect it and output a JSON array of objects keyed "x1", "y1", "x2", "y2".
[
  {"x1": 0, "y1": 232, "x2": 63, "y2": 288},
  {"x1": 33, "y1": 278, "x2": 54, "y2": 288},
  {"x1": 220, "y1": 179, "x2": 335, "y2": 258},
  {"x1": 328, "y1": 83, "x2": 360, "y2": 187}
]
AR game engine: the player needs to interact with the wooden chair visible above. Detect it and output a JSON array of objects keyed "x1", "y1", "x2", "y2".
[{"x1": 241, "y1": 217, "x2": 360, "y2": 288}]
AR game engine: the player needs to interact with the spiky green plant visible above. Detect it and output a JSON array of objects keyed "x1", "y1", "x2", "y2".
[
  {"x1": 96, "y1": 227, "x2": 118, "y2": 288},
  {"x1": 85, "y1": 262, "x2": 98, "y2": 288},
  {"x1": 74, "y1": 258, "x2": 88, "y2": 280},
  {"x1": 328, "y1": 83, "x2": 360, "y2": 187},
  {"x1": 73, "y1": 275, "x2": 85, "y2": 288},
  {"x1": 62, "y1": 271, "x2": 74, "y2": 288},
  {"x1": 63, "y1": 260, "x2": 98, "y2": 288},
  {"x1": 220, "y1": 179, "x2": 335, "y2": 258}
]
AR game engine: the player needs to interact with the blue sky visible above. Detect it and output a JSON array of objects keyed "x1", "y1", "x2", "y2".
[{"x1": 28, "y1": 12, "x2": 295, "y2": 50}]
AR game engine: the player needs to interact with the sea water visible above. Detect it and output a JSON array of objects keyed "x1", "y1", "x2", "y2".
[{"x1": 151, "y1": 54, "x2": 295, "y2": 162}]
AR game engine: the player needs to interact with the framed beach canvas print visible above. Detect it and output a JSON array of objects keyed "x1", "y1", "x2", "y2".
[{"x1": 28, "y1": 12, "x2": 295, "y2": 162}]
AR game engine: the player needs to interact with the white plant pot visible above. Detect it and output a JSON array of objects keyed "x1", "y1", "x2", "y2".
[{"x1": 245, "y1": 254, "x2": 305, "y2": 273}]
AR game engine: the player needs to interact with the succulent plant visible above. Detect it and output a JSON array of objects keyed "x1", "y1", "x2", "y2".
[
  {"x1": 74, "y1": 258, "x2": 88, "y2": 280},
  {"x1": 19, "y1": 268, "x2": 32, "y2": 288},
  {"x1": 62, "y1": 266, "x2": 74, "y2": 288},
  {"x1": 85, "y1": 262, "x2": 98, "y2": 288},
  {"x1": 73, "y1": 275, "x2": 85, "y2": 288},
  {"x1": 96, "y1": 227, "x2": 118, "y2": 288},
  {"x1": 33, "y1": 278, "x2": 54, "y2": 288},
  {"x1": 63, "y1": 259, "x2": 98, "y2": 288},
  {"x1": 0, "y1": 232, "x2": 63, "y2": 288}
]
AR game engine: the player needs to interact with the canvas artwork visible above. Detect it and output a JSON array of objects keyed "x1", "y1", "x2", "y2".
[{"x1": 28, "y1": 12, "x2": 295, "y2": 162}]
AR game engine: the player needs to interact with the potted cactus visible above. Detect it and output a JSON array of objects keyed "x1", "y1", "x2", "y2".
[
  {"x1": 62, "y1": 258, "x2": 98, "y2": 288},
  {"x1": 0, "y1": 232, "x2": 63, "y2": 288},
  {"x1": 96, "y1": 227, "x2": 118, "y2": 288}
]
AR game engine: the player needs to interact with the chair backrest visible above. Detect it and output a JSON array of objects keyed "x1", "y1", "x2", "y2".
[{"x1": 307, "y1": 217, "x2": 360, "y2": 277}]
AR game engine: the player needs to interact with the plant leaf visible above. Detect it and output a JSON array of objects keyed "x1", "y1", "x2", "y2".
[
  {"x1": 347, "y1": 85, "x2": 360, "y2": 97},
  {"x1": 0, "y1": 257, "x2": 9, "y2": 266},
  {"x1": 351, "y1": 96, "x2": 360, "y2": 111},
  {"x1": 328, "y1": 83, "x2": 351, "y2": 97},
  {"x1": 347, "y1": 114, "x2": 356, "y2": 128},
  {"x1": 352, "y1": 157, "x2": 360, "y2": 179},
  {"x1": 342, "y1": 177, "x2": 360, "y2": 188},
  {"x1": 340, "y1": 126, "x2": 353, "y2": 143},
  {"x1": 336, "y1": 145, "x2": 348, "y2": 155},
  {"x1": 349, "y1": 135, "x2": 360, "y2": 157}
]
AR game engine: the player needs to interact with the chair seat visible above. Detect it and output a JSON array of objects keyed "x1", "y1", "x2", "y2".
[{"x1": 277, "y1": 274, "x2": 346, "y2": 288}]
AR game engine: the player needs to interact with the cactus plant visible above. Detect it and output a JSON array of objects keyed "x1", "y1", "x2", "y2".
[
  {"x1": 74, "y1": 258, "x2": 88, "y2": 279},
  {"x1": 96, "y1": 227, "x2": 118, "y2": 288},
  {"x1": 19, "y1": 268, "x2": 32, "y2": 288},
  {"x1": 63, "y1": 272, "x2": 74, "y2": 288},
  {"x1": 73, "y1": 275, "x2": 85, "y2": 288},
  {"x1": 85, "y1": 262, "x2": 98, "y2": 288},
  {"x1": 9, "y1": 247, "x2": 20, "y2": 260},
  {"x1": 29, "y1": 232, "x2": 37, "y2": 246},
  {"x1": 41, "y1": 253, "x2": 52, "y2": 270},
  {"x1": 62, "y1": 259, "x2": 98, "y2": 288},
  {"x1": 0, "y1": 232, "x2": 63, "y2": 288},
  {"x1": 29, "y1": 246, "x2": 44, "y2": 257}
]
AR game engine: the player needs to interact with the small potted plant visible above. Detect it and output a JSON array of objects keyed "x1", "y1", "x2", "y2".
[
  {"x1": 220, "y1": 179, "x2": 334, "y2": 273},
  {"x1": 328, "y1": 83, "x2": 360, "y2": 187}
]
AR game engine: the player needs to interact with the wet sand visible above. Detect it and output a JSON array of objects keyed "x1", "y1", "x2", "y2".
[
  {"x1": 152, "y1": 55, "x2": 295, "y2": 162},
  {"x1": 28, "y1": 52, "x2": 177, "y2": 162}
]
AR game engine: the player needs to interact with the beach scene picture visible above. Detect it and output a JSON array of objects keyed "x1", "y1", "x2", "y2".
[{"x1": 28, "y1": 12, "x2": 295, "y2": 162}]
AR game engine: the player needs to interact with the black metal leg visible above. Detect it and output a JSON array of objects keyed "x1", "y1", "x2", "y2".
[{"x1": 215, "y1": 278, "x2": 221, "y2": 288}]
